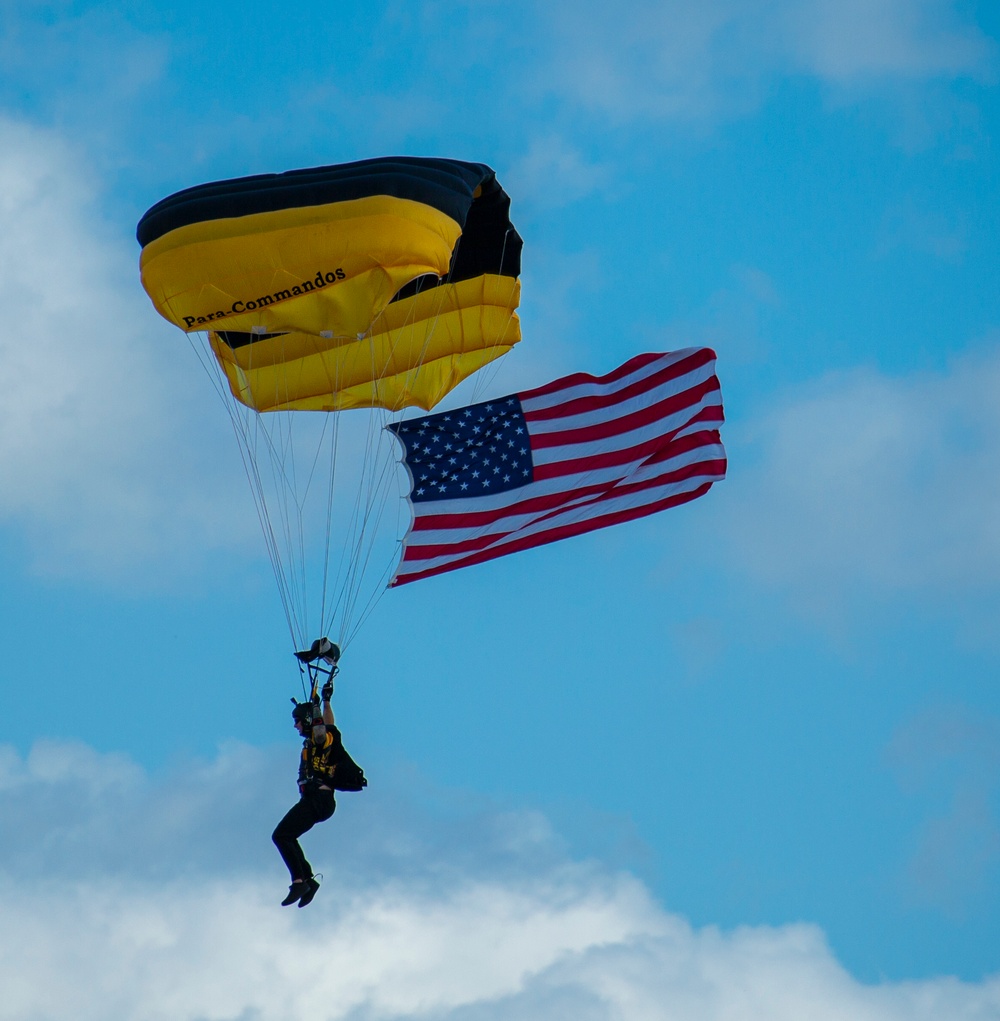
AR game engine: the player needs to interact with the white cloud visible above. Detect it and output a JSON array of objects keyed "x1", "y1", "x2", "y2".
[
  {"x1": 874, "y1": 194, "x2": 969, "y2": 261},
  {"x1": 719, "y1": 344, "x2": 1000, "y2": 609},
  {"x1": 0, "y1": 6, "x2": 167, "y2": 154},
  {"x1": 1, "y1": 739, "x2": 999, "y2": 1021},
  {"x1": 888, "y1": 706, "x2": 1000, "y2": 916},
  {"x1": 535, "y1": 0, "x2": 995, "y2": 122},
  {"x1": 545, "y1": 1, "x2": 761, "y2": 122},
  {"x1": 660, "y1": 264, "x2": 783, "y2": 368},
  {"x1": 778, "y1": 0, "x2": 995, "y2": 82},
  {"x1": 506, "y1": 137, "x2": 613, "y2": 209},
  {"x1": 0, "y1": 117, "x2": 255, "y2": 582}
]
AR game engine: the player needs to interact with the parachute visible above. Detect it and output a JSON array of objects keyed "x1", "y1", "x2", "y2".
[{"x1": 138, "y1": 157, "x2": 522, "y2": 651}]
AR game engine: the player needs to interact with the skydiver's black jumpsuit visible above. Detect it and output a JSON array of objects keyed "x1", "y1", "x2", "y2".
[{"x1": 271, "y1": 725, "x2": 344, "y2": 882}]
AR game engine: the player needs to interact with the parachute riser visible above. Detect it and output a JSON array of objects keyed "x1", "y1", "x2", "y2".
[
  {"x1": 294, "y1": 637, "x2": 342, "y2": 702},
  {"x1": 298, "y1": 659, "x2": 339, "y2": 702}
]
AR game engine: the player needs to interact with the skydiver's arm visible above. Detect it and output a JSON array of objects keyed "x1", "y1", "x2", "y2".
[
  {"x1": 320, "y1": 679, "x2": 335, "y2": 727},
  {"x1": 310, "y1": 701, "x2": 327, "y2": 744}
]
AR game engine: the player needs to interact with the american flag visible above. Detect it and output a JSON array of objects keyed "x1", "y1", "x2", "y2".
[{"x1": 387, "y1": 348, "x2": 726, "y2": 586}]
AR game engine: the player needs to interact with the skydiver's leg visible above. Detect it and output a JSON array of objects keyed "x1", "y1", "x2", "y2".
[
  {"x1": 272, "y1": 799, "x2": 313, "y2": 882},
  {"x1": 272, "y1": 791, "x2": 336, "y2": 881}
]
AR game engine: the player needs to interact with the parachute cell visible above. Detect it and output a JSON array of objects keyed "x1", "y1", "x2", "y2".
[{"x1": 207, "y1": 271, "x2": 520, "y2": 413}]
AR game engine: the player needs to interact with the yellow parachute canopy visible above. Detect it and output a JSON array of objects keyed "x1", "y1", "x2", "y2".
[{"x1": 137, "y1": 157, "x2": 522, "y2": 412}]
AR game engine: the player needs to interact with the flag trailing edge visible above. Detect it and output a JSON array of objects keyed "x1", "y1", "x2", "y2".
[{"x1": 387, "y1": 348, "x2": 727, "y2": 586}]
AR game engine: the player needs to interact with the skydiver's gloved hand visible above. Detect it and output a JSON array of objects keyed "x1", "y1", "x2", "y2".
[{"x1": 321, "y1": 680, "x2": 334, "y2": 701}]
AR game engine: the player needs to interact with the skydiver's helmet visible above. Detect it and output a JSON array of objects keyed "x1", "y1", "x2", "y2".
[{"x1": 291, "y1": 700, "x2": 316, "y2": 729}]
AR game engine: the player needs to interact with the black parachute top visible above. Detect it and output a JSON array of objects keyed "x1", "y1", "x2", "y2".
[{"x1": 138, "y1": 156, "x2": 500, "y2": 247}]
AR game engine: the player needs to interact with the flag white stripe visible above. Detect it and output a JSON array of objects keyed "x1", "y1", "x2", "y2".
[
  {"x1": 407, "y1": 441, "x2": 726, "y2": 535},
  {"x1": 520, "y1": 348, "x2": 704, "y2": 412},
  {"x1": 672, "y1": 418, "x2": 719, "y2": 442},
  {"x1": 522, "y1": 358, "x2": 719, "y2": 433},
  {"x1": 397, "y1": 469, "x2": 723, "y2": 577},
  {"x1": 532, "y1": 391, "x2": 723, "y2": 467}
]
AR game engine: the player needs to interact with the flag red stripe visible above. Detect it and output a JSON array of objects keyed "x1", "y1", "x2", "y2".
[
  {"x1": 392, "y1": 484, "x2": 715, "y2": 585},
  {"x1": 527, "y1": 375, "x2": 721, "y2": 449},
  {"x1": 524, "y1": 348, "x2": 716, "y2": 422},
  {"x1": 534, "y1": 407, "x2": 723, "y2": 479},
  {"x1": 403, "y1": 459, "x2": 726, "y2": 558},
  {"x1": 521, "y1": 349, "x2": 711, "y2": 404},
  {"x1": 409, "y1": 434, "x2": 725, "y2": 532}
]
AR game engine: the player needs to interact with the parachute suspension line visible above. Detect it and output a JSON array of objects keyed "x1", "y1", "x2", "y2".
[
  {"x1": 232, "y1": 382, "x2": 308, "y2": 644},
  {"x1": 338, "y1": 454, "x2": 404, "y2": 649},
  {"x1": 330, "y1": 343, "x2": 394, "y2": 643},
  {"x1": 187, "y1": 337, "x2": 300, "y2": 642},
  {"x1": 308, "y1": 351, "x2": 363, "y2": 646},
  {"x1": 280, "y1": 399, "x2": 338, "y2": 637},
  {"x1": 230, "y1": 382, "x2": 346, "y2": 653},
  {"x1": 292, "y1": 374, "x2": 351, "y2": 637},
  {"x1": 324, "y1": 412, "x2": 374, "y2": 646},
  {"x1": 265, "y1": 355, "x2": 311, "y2": 639},
  {"x1": 323, "y1": 424, "x2": 351, "y2": 639},
  {"x1": 185, "y1": 333, "x2": 300, "y2": 646},
  {"x1": 243, "y1": 354, "x2": 307, "y2": 643},
  {"x1": 290, "y1": 337, "x2": 396, "y2": 653},
  {"x1": 240, "y1": 407, "x2": 302, "y2": 642},
  {"x1": 253, "y1": 414, "x2": 308, "y2": 643},
  {"x1": 219, "y1": 336, "x2": 301, "y2": 639},
  {"x1": 336, "y1": 403, "x2": 397, "y2": 645},
  {"x1": 317, "y1": 397, "x2": 341, "y2": 645},
  {"x1": 188, "y1": 329, "x2": 358, "y2": 651},
  {"x1": 244, "y1": 330, "x2": 359, "y2": 649},
  {"x1": 313, "y1": 280, "x2": 427, "y2": 648}
]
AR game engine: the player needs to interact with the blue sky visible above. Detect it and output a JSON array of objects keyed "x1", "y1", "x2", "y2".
[{"x1": 2, "y1": 1, "x2": 1000, "y2": 1016}]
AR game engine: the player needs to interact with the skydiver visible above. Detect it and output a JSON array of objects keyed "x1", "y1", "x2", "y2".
[{"x1": 272, "y1": 682, "x2": 338, "y2": 907}]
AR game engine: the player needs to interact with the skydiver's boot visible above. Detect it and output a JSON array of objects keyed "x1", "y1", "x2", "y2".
[
  {"x1": 281, "y1": 881, "x2": 306, "y2": 906},
  {"x1": 297, "y1": 876, "x2": 320, "y2": 908}
]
